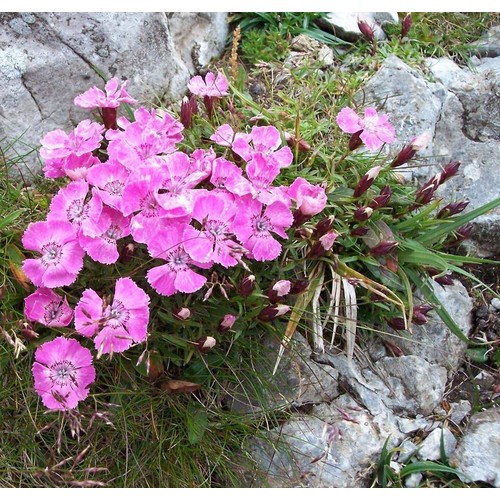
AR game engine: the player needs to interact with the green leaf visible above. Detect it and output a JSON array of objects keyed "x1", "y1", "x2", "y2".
[
  {"x1": 467, "y1": 347, "x2": 489, "y2": 364},
  {"x1": 0, "y1": 209, "x2": 24, "y2": 230},
  {"x1": 399, "y1": 461, "x2": 467, "y2": 480},
  {"x1": 406, "y1": 268, "x2": 469, "y2": 343},
  {"x1": 416, "y1": 197, "x2": 500, "y2": 245},
  {"x1": 186, "y1": 405, "x2": 208, "y2": 445}
]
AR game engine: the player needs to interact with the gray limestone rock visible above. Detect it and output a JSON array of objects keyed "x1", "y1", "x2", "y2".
[
  {"x1": 317, "y1": 12, "x2": 398, "y2": 42},
  {"x1": 389, "y1": 280, "x2": 472, "y2": 374},
  {"x1": 0, "y1": 12, "x2": 227, "y2": 177},
  {"x1": 469, "y1": 25, "x2": 500, "y2": 58},
  {"x1": 248, "y1": 394, "x2": 403, "y2": 487},
  {"x1": 417, "y1": 427, "x2": 457, "y2": 461},
  {"x1": 450, "y1": 407, "x2": 500, "y2": 487}
]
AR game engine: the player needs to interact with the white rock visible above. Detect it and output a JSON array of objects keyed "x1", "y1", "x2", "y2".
[{"x1": 417, "y1": 427, "x2": 457, "y2": 461}]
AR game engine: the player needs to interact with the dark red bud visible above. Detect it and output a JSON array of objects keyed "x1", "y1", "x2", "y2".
[
  {"x1": 353, "y1": 166, "x2": 382, "y2": 198},
  {"x1": 290, "y1": 279, "x2": 309, "y2": 295},
  {"x1": 348, "y1": 130, "x2": 363, "y2": 151},
  {"x1": 239, "y1": 274, "x2": 256, "y2": 297},
  {"x1": 292, "y1": 209, "x2": 312, "y2": 227},
  {"x1": 391, "y1": 144, "x2": 416, "y2": 168},
  {"x1": 19, "y1": 321, "x2": 39, "y2": 341},
  {"x1": 370, "y1": 240, "x2": 398, "y2": 256},
  {"x1": 258, "y1": 304, "x2": 290, "y2": 322},
  {"x1": 285, "y1": 132, "x2": 311, "y2": 152},
  {"x1": 401, "y1": 13, "x2": 412, "y2": 38},
  {"x1": 427, "y1": 268, "x2": 454, "y2": 286},
  {"x1": 388, "y1": 317, "x2": 406, "y2": 331},
  {"x1": 351, "y1": 226, "x2": 369, "y2": 237},
  {"x1": 412, "y1": 305, "x2": 433, "y2": 325},
  {"x1": 441, "y1": 161, "x2": 461, "y2": 181},
  {"x1": 194, "y1": 336, "x2": 216, "y2": 353},
  {"x1": 180, "y1": 96, "x2": 193, "y2": 129},
  {"x1": 101, "y1": 107, "x2": 117, "y2": 130},
  {"x1": 370, "y1": 185, "x2": 392, "y2": 209},
  {"x1": 357, "y1": 19, "x2": 375, "y2": 43},
  {"x1": 119, "y1": 243, "x2": 135, "y2": 263},
  {"x1": 354, "y1": 206, "x2": 373, "y2": 222},
  {"x1": 203, "y1": 95, "x2": 216, "y2": 119},
  {"x1": 437, "y1": 201, "x2": 469, "y2": 218},
  {"x1": 267, "y1": 280, "x2": 292, "y2": 303},
  {"x1": 313, "y1": 216, "x2": 335, "y2": 238},
  {"x1": 307, "y1": 231, "x2": 338, "y2": 258}
]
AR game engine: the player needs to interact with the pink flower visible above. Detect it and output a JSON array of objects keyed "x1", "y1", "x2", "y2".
[
  {"x1": 188, "y1": 72, "x2": 229, "y2": 97},
  {"x1": 43, "y1": 153, "x2": 100, "y2": 181},
  {"x1": 145, "y1": 223, "x2": 207, "y2": 296},
  {"x1": 40, "y1": 120, "x2": 104, "y2": 160},
  {"x1": 79, "y1": 206, "x2": 131, "y2": 264},
  {"x1": 233, "y1": 197, "x2": 293, "y2": 261},
  {"x1": 336, "y1": 107, "x2": 395, "y2": 151},
  {"x1": 32, "y1": 337, "x2": 95, "y2": 410},
  {"x1": 74, "y1": 77, "x2": 137, "y2": 109},
  {"x1": 22, "y1": 221, "x2": 84, "y2": 288},
  {"x1": 288, "y1": 177, "x2": 327, "y2": 216},
  {"x1": 87, "y1": 159, "x2": 130, "y2": 212},
  {"x1": 74, "y1": 278, "x2": 150, "y2": 355},
  {"x1": 183, "y1": 192, "x2": 243, "y2": 268},
  {"x1": 210, "y1": 124, "x2": 250, "y2": 147},
  {"x1": 232, "y1": 125, "x2": 293, "y2": 169},
  {"x1": 24, "y1": 288, "x2": 73, "y2": 327},
  {"x1": 47, "y1": 180, "x2": 90, "y2": 227}
]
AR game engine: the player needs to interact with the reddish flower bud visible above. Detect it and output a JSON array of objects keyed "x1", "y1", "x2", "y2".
[
  {"x1": 239, "y1": 274, "x2": 256, "y2": 297},
  {"x1": 414, "y1": 173, "x2": 443, "y2": 206},
  {"x1": 308, "y1": 231, "x2": 338, "y2": 258},
  {"x1": 101, "y1": 107, "x2": 117, "y2": 130},
  {"x1": 388, "y1": 317, "x2": 406, "y2": 331},
  {"x1": 290, "y1": 279, "x2": 309, "y2": 295},
  {"x1": 194, "y1": 336, "x2": 216, "y2": 353},
  {"x1": 292, "y1": 209, "x2": 312, "y2": 227},
  {"x1": 268, "y1": 280, "x2": 292, "y2": 303},
  {"x1": 203, "y1": 95, "x2": 216, "y2": 119},
  {"x1": 412, "y1": 305, "x2": 433, "y2": 325},
  {"x1": 437, "y1": 200, "x2": 469, "y2": 219},
  {"x1": 19, "y1": 321, "x2": 39, "y2": 341},
  {"x1": 445, "y1": 223, "x2": 473, "y2": 247},
  {"x1": 119, "y1": 242, "x2": 135, "y2": 263},
  {"x1": 180, "y1": 96, "x2": 193, "y2": 129},
  {"x1": 391, "y1": 144, "x2": 416, "y2": 168},
  {"x1": 218, "y1": 314, "x2": 237, "y2": 332},
  {"x1": 401, "y1": 13, "x2": 412, "y2": 38},
  {"x1": 441, "y1": 161, "x2": 461, "y2": 182},
  {"x1": 370, "y1": 185, "x2": 392, "y2": 210},
  {"x1": 357, "y1": 19, "x2": 375, "y2": 43},
  {"x1": 173, "y1": 307, "x2": 191, "y2": 321},
  {"x1": 284, "y1": 132, "x2": 311, "y2": 152},
  {"x1": 258, "y1": 304, "x2": 290, "y2": 322},
  {"x1": 313, "y1": 216, "x2": 335, "y2": 238},
  {"x1": 354, "y1": 206, "x2": 373, "y2": 222},
  {"x1": 353, "y1": 166, "x2": 382, "y2": 198},
  {"x1": 370, "y1": 240, "x2": 398, "y2": 256},
  {"x1": 348, "y1": 130, "x2": 363, "y2": 151},
  {"x1": 351, "y1": 226, "x2": 369, "y2": 237},
  {"x1": 427, "y1": 268, "x2": 454, "y2": 286}
]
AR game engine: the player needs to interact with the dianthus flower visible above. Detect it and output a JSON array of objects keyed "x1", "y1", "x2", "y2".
[
  {"x1": 183, "y1": 192, "x2": 244, "y2": 267},
  {"x1": 24, "y1": 288, "x2": 73, "y2": 327},
  {"x1": 233, "y1": 197, "x2": 293, "y2": 261},
  {"x1": 74, "y1": 77, "x2": 137, "y2": 109},
  {"x1": 145, "y1": 222, "x2": 207, "y2": 296},
  {"x1": 87, "y1": 159, "x2": 130, "y2": 212},
  {"x1": 231, "y1": 125, "x2": 293, "y2": 169},
  {"x1": 188, "y1": 72, "x2": 229, "y2": 97},
  {"x1": 40, "y1": 120, "x2": 104, "y2": 161},
  {"x1": 210, "y1": 124, "x2": 250, "y2": 147},
  {"x1": 74, "y1": 278, "x2": 150, "y2": 355},
  {"x1": 288, "y1": 177, "x2": 328, "y2": 216},
  {"x1": 22, "y1": 221, "x2": 84, "y2": 288},
  {"x1": 336, "y1": 107, "x2": 395, "y2": 152},
  {"x1": 43, "y1": 152, "x2": 101, "y2": 181},
  {"x1": 32, "y1": 336, "x2": 95, "y2": 410}
]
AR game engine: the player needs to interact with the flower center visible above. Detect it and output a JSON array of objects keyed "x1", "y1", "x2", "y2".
[
  {"x1": 105, "y1": 300, "x2": 130, "y2": 328},
  {"x1": 140, "y1": 192, "x2": 158, "y2": 217},
  {"x1": 206, "y1": 220, "x2": 226, "y2": 238},
  {"x1": 167, "y1": 247, "x2": 190, "y2": 270},
  {"x1": 66, "y1": 199, "x2": 88, "y2": 223},
  {"x1": 254, "y1": 215, "x2": 272, "y2": 235},
  {"x1": 363, "y1": 115, "x2": 379, "y2": 132},
  {"x1": 49, "y1": 360, "x2": 77, "y2": 386},
  {"x1": 104, "y1": 180, "x2": 125, "y2": 196},
  {"x1": 44, "y1": 300, "x2": 64, "y2": 324},
  {"x1": 41, "y1": 242, "x2": 63, "y2": 266},
  {"x1": 105, "y1": 225, "x2": 121, "y2": 241}
]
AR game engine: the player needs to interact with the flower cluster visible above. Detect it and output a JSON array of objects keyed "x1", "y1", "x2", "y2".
[{"x1": 22, "y1": 73, "x2": 328, "y2": 410}]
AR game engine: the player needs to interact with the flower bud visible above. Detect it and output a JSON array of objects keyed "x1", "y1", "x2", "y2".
[
  {"x1": 444, "y1": 223, "x2": 473, "y2": 247},
  {"x1": 370, "y1": 185, "x2": 392, "y2": 210},
  {"x1": 427, "y1": 268, "x2": 454, "y2": 286},
  {"x1": 357, "y1": 19, "x2": 375, "y2": 43},
  {"x1": 173, "y1": 307, "x2": 191, "y2": 321},
  {"x1": 370, "y1": 240, "x2": 398, "y2": 256},
  {"x1": 101, "y1": 107, "x2": 117, "y2": 130},
  {"x1": 119, "y1": 242, "x2": 135, "y2": 263},
  {"x1": 268, "y1": 280, "x2": 292, "y2": 303},
  {"x1": 19, "y1": 321, "x2": 39, "y2": 341},
  {"x1": 437, "y1": 200, "x2": 469, "y2": 219},
  {"x1": 218, "y1": 314, "x2": 237, "y2": 332},
  {"x1": 412, "y1": 305, "x2": 433, "y2": 325},
  {"x1": 391, "y1": 144, "x2": 416, "y2": 168},
  {"x1": 351, "y1": 226, "x2": 369, "y2": 237},
  {"x1": 308, "y1": 230, "x2": 338, "y2": 258},
  {"x1": 441, "y1": 161, "x2": 461, "y2": 181},
  {"x1": 180, "y1": 96, "x2": 193, "y2": 129},
  {"x1": 414, "y1": 173, "x2": 443, "y2": 206},
  {"x1": 348, "y1": 130, "x2": 363, "y2": 151},
  {"x1": 284, "y1": 132, "x2": 311, "y2": 152},
  {"x1": 353, "y1": 206, "x2": 373, "y2": 222},
  {"x1": 258, "y1": 304, "x2": 290, "y2": 322},
  {"x1": 313, "y1": 215, "x2": 335, "y2": 238},
  {"x1": 388, "y1": 317, "x2": 406, "y2": 331},
  {"x1": 353, "y1": 166, "x2": 382, "y2": 198},
  {"x1": 239, "y1": 274, "x2": 256, "y2": 297},
  {"x1": 194, "y1": 336, "x2": 216, "y2": 353},
  {"x1": 401, "y1": 13, "x2": 412, "y2": 38},
  {"x1": 290, "y1": 279, "x2": 309, "y2": 295}
]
